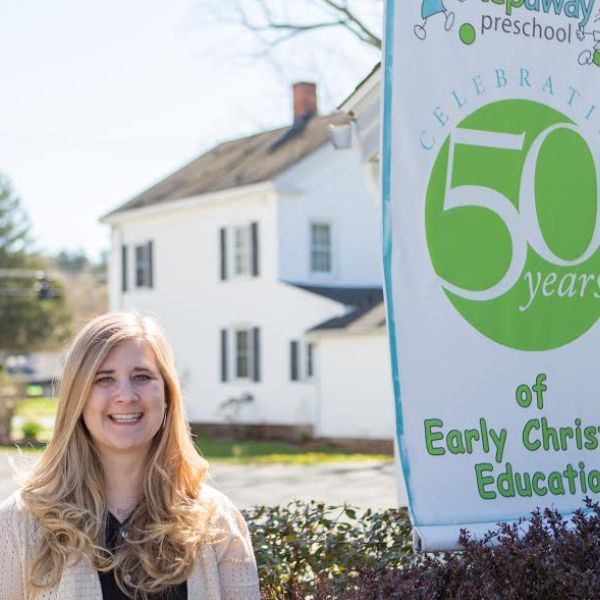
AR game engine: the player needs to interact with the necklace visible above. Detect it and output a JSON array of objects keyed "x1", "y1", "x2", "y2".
[{"x1": 108, "y1": 503, "x2": 137, "y2": 522}]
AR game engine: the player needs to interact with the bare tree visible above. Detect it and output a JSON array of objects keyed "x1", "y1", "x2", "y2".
[
  {"x1": 190, "y1": 0, "x2": 381, "y2": 127},
  {"x1": 200, "y1": 0, "x2": 383, "y2": 52}
]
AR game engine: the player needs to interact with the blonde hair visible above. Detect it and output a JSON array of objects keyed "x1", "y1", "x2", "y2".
[{"x1": 21, "y1": 312, "x2": 215, "y2": 598}]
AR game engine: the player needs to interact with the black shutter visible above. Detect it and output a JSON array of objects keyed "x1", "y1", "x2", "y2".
[
  {"x1": 121, "y1": 245, "x2": 128, "y2": 292},
  {"x1": 147, "y1": 241, "x2": 154, "y2": 288},
  {"x1": 219, "y1": 228, "x2": 227, "y2": 281},
  {"x1": 307, "y1": 343, "x2": 314, "y2": 378},
  {"x1": 290, "y1": 341, "x2": 299, "y2": 381},
  {"x1": 251, "y1": 222, "x2": 259, "y2": 277},
  {"x1": 220, "y1": 329, "x2": 228, "y2": 382},
  {"x1": 135, "y1": 245, "x2": 143, "y2": 287},
  {"x1": 252, "y1": 327, "x2": 260, "y2": 382}
]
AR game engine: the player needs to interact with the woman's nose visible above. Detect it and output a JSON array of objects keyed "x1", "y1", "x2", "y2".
[{"x1": 114, "y1": 379, "x2": 140, "y2": 401}]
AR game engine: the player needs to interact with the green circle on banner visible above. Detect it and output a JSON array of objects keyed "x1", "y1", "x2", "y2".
[
  {"x1": 459, "y1": 23, "x2": 476, "y2": 45},
  {"x1": 425, "y1": 99, "x2": 600, "y2": 351}
]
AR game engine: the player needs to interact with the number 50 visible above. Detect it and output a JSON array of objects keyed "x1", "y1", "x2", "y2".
[{"x1": 440, "y1": 125, "x2": 600, "y2": 301}]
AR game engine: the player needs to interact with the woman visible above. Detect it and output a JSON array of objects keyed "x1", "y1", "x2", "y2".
[{"x1": 0, "y1": 312, "x2": 260, "y2": 599}]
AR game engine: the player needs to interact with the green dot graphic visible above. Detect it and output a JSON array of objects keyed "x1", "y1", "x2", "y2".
[
  {"x1": 593, "y1": 50, "x2": 600, "y2": 67},
  {"x1": 425, "y1": 100, "x2": 600, "y2": 351},
  {"x1": 459, "y1": 23, "x2": 476, "y2": 45}
]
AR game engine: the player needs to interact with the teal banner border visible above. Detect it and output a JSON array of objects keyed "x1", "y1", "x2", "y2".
[{"x1": 381, "y1": 0, "x2": 417, "y2": 524}]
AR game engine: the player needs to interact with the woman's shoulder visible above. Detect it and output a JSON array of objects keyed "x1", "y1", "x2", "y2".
[
  {"x1": 0, "y1": 490, "x2": 35, "y2": 540},
  {"x1": 198, "y1": 484, "x2": 249, "y2": 536},
  {"x1": 199, "y1": 484, "x2": 246, "y2": 521},
  {"x1": 0, "y1": 489, "x2": 26, "y2": 515},
  {"x1": 198, "y1": 484, "x2": 238, "y2": 509},
  {"x1": 197, "y1": 484, "x2": 257, "y2": 574}
]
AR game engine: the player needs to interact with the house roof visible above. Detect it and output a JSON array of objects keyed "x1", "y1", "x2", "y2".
[
  {"x1": 310, "y1": 300, "x2": 386, "y2": 333},
  {"x1": 284, "y1": 283, "x2": 383, "y2": 332},
  {"x1": 104, "y1": 112, "x2": 351, "y2": 218},
  {"x1": 288, "y1": 283, "x2": 382, "y2": 307},
  {"x1": 338, "y1": 62, "x2": 381, "y2": 113}
]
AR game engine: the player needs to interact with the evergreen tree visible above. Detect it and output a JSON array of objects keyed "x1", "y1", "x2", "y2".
[
  {"x1": 0, "y1": 172, "x2": 35, "y2": 268},
  {"x1": 0, "y1": 173, "x2": 72, "y2": 352}
]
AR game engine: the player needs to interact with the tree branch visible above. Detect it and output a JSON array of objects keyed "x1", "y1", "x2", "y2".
[
  {"x1": 319, "y1": 0, "x2": 382, "y2": 48},
  {"x1": 221, "y1": 0, "x2": 382, "y2": 50}
]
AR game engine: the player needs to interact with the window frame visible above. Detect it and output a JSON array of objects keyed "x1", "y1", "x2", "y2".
[
  {"x1": 234, "y1": 327, "x2": 253, "y2": 380},
  {"x1": 220, "y1": 326, "x2": 261, "y2": 383},
  {"x1": 309, "y1": 220, "x2": 334, "y2": 276},
  {"x1": 232, "y1": 224, "x2": 252, "y2": 278},
  {"x1": 134, "y1": 241, "x2": 153, "y2": 289},
  {"x1": 220, "y1": 222, "x2": 260, "y2": 281},
  {"x1": 290, "y1": 339, "x2": 315, "y2": 382}
]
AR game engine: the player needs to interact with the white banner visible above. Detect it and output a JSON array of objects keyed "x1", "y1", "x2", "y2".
[{"x1": 382, "y1": 0, "x2": 600, "y2": 550}]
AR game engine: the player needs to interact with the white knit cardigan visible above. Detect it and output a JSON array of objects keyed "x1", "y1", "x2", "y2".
[{"x1": 0, "y1": 485, "x2": 260, "y2": 600}]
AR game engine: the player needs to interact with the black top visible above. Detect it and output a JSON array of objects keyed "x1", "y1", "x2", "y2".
[{"x1": 98, "y1": 511, "x2": 188, "y2": 600}]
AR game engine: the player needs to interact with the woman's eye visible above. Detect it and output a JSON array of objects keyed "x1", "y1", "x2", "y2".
[
  {"x1": 133, "y1": 374, "x2": 151, "y2": 381},
  {"x1": 95, "y1": 376, "x2": 114, "y2": 384}
]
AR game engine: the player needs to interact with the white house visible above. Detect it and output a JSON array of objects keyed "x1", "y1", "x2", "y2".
[
  {"x1": 101, "y1": 82, "x2": 387, "y2": 441},
  {"x1": 302, "y1": 65, "x2": 396, "y2": 444}
]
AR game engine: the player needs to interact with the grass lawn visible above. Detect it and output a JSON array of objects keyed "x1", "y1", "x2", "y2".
[
  {"x1": 12, "y1": 397, "x2": 57, "y2": 441},
  {"x1": 14, "y1": 397, "x2": 58, "y2": 420},
  {"x1": 7, "y1": 398, "x2": 392, "y2": 465},
  {"x1": 194, "y1": 436, "x2": 391, "y2": 465}
]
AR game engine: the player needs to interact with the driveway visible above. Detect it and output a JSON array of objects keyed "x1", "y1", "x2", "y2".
[{"x1": 0, "y1": 452, "x2": 402, "y2": 510}]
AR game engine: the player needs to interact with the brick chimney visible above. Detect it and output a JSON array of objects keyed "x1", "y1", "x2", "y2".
[{"x1": 293, "y1": 82, "x2": 317, "y2": 122}]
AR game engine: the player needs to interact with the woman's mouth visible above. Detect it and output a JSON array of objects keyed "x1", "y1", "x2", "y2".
[{"x1": 108, "y1": 413, "x2": 143, "y2": 424}]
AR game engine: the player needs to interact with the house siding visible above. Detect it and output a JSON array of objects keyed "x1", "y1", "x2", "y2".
[
  {"x1": 314, "y1": 331, "x2": 394, "y2": 440},
  {"x1": 275, "y1": 143, "x2": 382, "y2": 287}
]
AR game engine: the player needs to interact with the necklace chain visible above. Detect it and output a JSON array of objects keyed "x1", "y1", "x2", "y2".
[{"x1": 108, "y1": 503, "x2": 136, "y2": 521}]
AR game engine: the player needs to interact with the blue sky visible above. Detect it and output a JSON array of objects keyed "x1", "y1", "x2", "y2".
[{"x1": 0, "y1": 0, "x2": 380, "y2": 260}]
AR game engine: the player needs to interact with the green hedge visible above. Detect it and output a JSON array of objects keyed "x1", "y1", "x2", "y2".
[{"x1": 242, "y1": 500, "x2": 413, "y2": 598}]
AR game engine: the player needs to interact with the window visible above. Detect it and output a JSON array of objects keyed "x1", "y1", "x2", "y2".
[
  {"x1": 219, "y1": 222, "x2": 260, "y2": 280},
  {"x1": 135, "y1": 241, "x2": 153, "y2": 288},
  {"x1": 235, "y1": 329, "x2": 251, "y2": 378},
  {"x1": 290, "y1": 340, "x2": 314, "y2": 382},
  {"x1": 233, "y1": 226, "x2": 251, "y2": 276},
  {"x1": 310, "y1": 222, "x2": 332, "y2": 274},
  {"x1": 220, "y1": 327, "x2": 261, "y2": 382}
]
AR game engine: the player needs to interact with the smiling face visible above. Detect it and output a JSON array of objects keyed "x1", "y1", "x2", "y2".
[{"x1": 82, "y1": 338, "x2": 167, "y2": 458}]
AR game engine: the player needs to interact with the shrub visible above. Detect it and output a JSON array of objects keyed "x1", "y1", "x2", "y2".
[
  {"x1": 21, "y1": 421, "x2": 43, "y2": 441},
  {"x1": 0, "y1": 370, "x2": 24, "y2": 443},
  {"x1": 253, "y1": 498, "x2": 600, "y2": 599},
  {"x1": 387, "y1": 497, "x2": 600, "y2": 600},
  {"x1": 243, "y1": 500, "x2": 413, "y2": 598}
]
